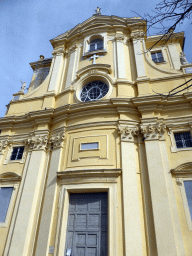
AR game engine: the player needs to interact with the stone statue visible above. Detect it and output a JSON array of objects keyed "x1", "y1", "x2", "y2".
[
  {"x1": 180, "y1": 52, "x2": 189, "y2": 65},
  {"x1": 95, "y1": 7, "x2": 101, "y2": 15},
  {"x1": 19, "y1": 80, "x2": 26, "y2": 92}
]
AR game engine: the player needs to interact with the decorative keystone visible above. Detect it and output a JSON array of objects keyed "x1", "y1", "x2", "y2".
[
  {"x1": 140, "y1": 123, "x2": 166, "y2": 140},
  {"x1": 118, "y1": 125, "x2": 139, "y2": 142}
]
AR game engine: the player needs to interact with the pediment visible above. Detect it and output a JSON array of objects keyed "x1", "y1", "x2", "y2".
[
  {"x1": 51, "y1": 15, "x2": 145, "y2": 44},
  {"x1": 0, "y1": 172, "x2": 21, "y2": 182},
  {"x1": 76, "y1": 64, "x2": 112, "y2": 79},
  {"x1": 171, "y1": 162, "x2": 192, "y2": 174}
]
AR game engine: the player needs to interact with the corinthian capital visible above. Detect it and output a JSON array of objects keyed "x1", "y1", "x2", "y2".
[
  {"x1": 49, "y1": 132, "x2": 65, "y2": 149},
  {"x1": 118, "y1": 125, "x2": 139, "y2": 142},
  {"x1": 0, "y1": 140, "x2": 8, "y2": 154},
  {"x1": 140, "y1": 123, "x2": 166, "y2": 140},
  {"x1": 24, "y1": 135, "x2": 48, "y2": 151}
]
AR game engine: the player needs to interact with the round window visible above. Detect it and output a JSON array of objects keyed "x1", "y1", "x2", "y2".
[{"x1": 80, "y1": 80, "x2": 109, "y2": 102}]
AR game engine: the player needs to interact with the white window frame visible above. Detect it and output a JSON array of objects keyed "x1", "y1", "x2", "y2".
[
  {"x1": 3, "y1": 144, "x2": 27, "y2": 165},
  {"x1": 83, "y1": 33, "x2": 107, "y2": 56},
  {"x1": 168, "y1": 128, "x2": 192, "y2": 152},
  {"x1": 0, "y1": 184, "x2": 18, "y2": 228},
  {"x1": 177, "y1": 178, "x2": 192, "y2": 231}
]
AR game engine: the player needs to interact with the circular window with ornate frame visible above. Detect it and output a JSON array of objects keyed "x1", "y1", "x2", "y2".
[{"x1": 80, "y1": 80, "x2": 109, "y2": 102}]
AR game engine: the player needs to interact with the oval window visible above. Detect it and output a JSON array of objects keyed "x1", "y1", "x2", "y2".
[{"x1": 80, "y1": 80, "x2": 109, "y2": 102}]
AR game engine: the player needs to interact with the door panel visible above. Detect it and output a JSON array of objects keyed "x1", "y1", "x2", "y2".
[{"x1": 65, "y1": 193, "x2": 108, "y2": 256}]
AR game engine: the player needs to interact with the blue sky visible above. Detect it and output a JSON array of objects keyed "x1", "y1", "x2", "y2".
[{"x1": 1, "y1": 0, "x2": 192, "y2": 117}]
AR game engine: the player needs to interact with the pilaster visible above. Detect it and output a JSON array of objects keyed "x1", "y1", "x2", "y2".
[
  {"x1": 141, "y1": 122, "x2": 184, "y2": 256},
  {"x1": 118, "y1": 123, "x2": 144, "y2": 256},
  {"x1": 7, "y1": 131, "x2": 49, "y2": 256},
  {"x1": 115, "y1": 35, "x2": 126, "y2": 79},
  {"x1": 131, "y1": 30, "x2": 146, "y2": 78},
  {"x1": 65, "y1": 44, "x2": 78, "y2": 88},
  {"x1": 48, "y1": 47, "x2": 65, "y2": 92},
  {"x1": 35, "y1": 129, "x2": 65, "y2": 256}
]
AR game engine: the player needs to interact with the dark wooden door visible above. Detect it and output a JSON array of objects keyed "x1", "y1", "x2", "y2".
[{"x1": 65, "y1": 192, "x2": 108, "y2": 256}]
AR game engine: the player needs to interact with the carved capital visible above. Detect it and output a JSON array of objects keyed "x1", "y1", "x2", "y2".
[
  {"x1": 176, "y1": 178, "x2": 183, "y2": 186},
  {"x1": 131, "y1": 31, "x2": 144, "y2": 40},
  {"x1": 24, "y1": 135, "x2": 48, "y2": 151},
  {"x1": 49, "y1": 132, "x2": 65, "y2": 149},
  {"x1": 0, "y1": 140, "x2": 8, "y2": 154},
  {"x1": 140, "y1": 123, "x2": 166, "y2": 140},
  {"x1": 52, "y1": 47, "x2": 65, "y2": 56},
  {"x1": 115, "y1": 35, "x2": 125, "y2": 42},
  {"x1": 118, "y1": 125, "x2": 139, "y2": 142}
]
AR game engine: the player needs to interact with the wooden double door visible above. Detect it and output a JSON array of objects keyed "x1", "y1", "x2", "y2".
[{"x1": 65, "y1": 192, "x2": 108, "y2": 256}]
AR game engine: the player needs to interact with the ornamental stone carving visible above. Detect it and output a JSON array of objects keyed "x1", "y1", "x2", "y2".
[
  {"x1": 24, "y1": 135, "x2": 48, "y2": 151},
  {"x1": 118, "y1": 125, "x2": 139, "y2": 142},
  {"x1": 140, "y1": 123, "x2": 166, "y2": 140},
  {"x1": 0, "y1": 140, "x2": 8, "y2": 154},
  {"x1": 52, "y1": 47, "x2": 65, "y2": 56},
  {"x1": 49, "y1": 132, "x2": 65, "y2": 149}
]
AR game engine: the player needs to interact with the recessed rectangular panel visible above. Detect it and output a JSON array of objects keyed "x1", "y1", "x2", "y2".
[
  {"x1": 77, "y1": 234, "x2": 86, "y2": 245},
  {"x1": 76, "y1": 247, "x2": 85, "y2": 256},
  {"x1": 76, "y1": 214, "x2": 87, "y2": 228},
  {"x1": 88, "y1": 215, "x2": 100, "y2": 228},
  {"x1": 87, "y1": 247, "x2": 97, "y2": 256},
  {"x1": 87, "y1": 234, "x2": 97, "y2": 246}
]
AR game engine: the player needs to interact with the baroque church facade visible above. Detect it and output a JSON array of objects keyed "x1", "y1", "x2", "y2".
[{"x1": 1, "y1": 9, "x2": 192, "y2": 256}]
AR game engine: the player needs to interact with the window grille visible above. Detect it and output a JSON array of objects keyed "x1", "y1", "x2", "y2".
[
  {"x1": 10, "y1": 147, "x2": 25, "y2": 161},
  {"x1": 89, "y1": 39, "x2": 103, "y2": 52},
  {"x1": 151, "y1": 51, "x2": 164, "y2": 63},
  {"x1": 174, "y1": 132, "x2": 192, "y2": 148}
]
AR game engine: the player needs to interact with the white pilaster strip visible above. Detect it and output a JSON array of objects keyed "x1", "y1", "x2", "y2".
[
  {"x1": 48, "y1": 48, "x2": 65, "y2": 92},
  {"x1": 168, "y1": 44, "x2": 180, "y2": 70},
  {"x1": 119, "y1": 125, "x2": 143, "y2": 256},
  {"x1": 113, "y1": 39, "x2": 117, "y2": 79},
  {"x1": 8, "y1": 149, "x2": 47, "y2": 256},
  {"x1": 65, "y1": 50, "x2": 76, "y2": 88},
  {"x1": 159, "y1": 140, "x2": 186, "y2": 255},
  {"x1": 141, "y1": 123, "x2": 178, "y2": 255},
  {"x1": 132, "y1": 39, "x2": 146, "y2": 78},
  {"x1": 116, "y1": 40, "x2": 126, "y2": 78}
]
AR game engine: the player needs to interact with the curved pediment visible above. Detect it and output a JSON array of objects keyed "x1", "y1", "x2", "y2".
[
  {"x1": 76, "y1": 64, "x2": 112, "y2": 79},
  {"x1": 50, "y1": 15, "x2": 145, "y2": 45},
  {"x1": 0, "y1": 172, "x2": 21, "y2": 182},
  {"x1": 171, "y1": 162, "x2": 192, "y2": 174}
]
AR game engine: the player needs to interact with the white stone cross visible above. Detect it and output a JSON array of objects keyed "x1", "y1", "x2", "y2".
[{"x1": 90, "y1": 54, "x2": 99, "y2": 64}]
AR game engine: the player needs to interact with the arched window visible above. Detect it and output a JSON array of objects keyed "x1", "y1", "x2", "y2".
[{"x1": 89, "y1": 39, "x2": 103, "y2": 52}]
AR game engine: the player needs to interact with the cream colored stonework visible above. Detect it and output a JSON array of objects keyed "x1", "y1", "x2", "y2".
[{"x1": 1, "y1": 13, "x2": 192, "y2": 256}]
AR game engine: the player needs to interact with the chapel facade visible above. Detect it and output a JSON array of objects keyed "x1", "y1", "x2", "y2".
[{"x1": 0, "y1": 9, "x2": 192, "y2": 256}]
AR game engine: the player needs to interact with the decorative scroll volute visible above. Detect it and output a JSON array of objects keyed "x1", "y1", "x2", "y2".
[
  {"x1": 140, "y1": 123, "x2": 166, "y2": 140},
  {"x1": 118, "y1": 125, "x2": 139, "y2": 142},
  {"x1": 49, "y1": 132, "x2": 65, "y2": 149}
]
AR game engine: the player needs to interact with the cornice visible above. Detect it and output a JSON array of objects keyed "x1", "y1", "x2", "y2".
[
  {"x1": 66, "y1": 121, "x2": 117, "y2": 131},
  {"x1": 0, "y1": 172, "x2": 21, "y2": 182},
  {"x1": 57, "y1": 168, "x2": 122, "y2": 179},
  {"x1": 29, "y1": 58, "x2": 52, "y2": 71},
  {"x1": 171, "y1": 162, "x2": 192, "y2": 175}
]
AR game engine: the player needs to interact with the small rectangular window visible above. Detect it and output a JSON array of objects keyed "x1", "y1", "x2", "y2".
[
  {"x1": 10, "y1": 147, "x2": 25, "y2": 160},
  {"x1": 151, "y1": 51, "x2": 164, "y2": 63},
  {"x1": 184, "y1": 181, "x2": 192, "y2": 220},
  {"x1": 81, "y1": 142, "x2": 99, "y2": 150},
  {"x1": 174, "y1": 132, "x2": 192, "y2": 148},
  {"x1": 0, "y1": 187, "x2": 13, "y2": 223}
]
